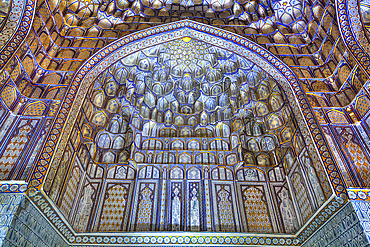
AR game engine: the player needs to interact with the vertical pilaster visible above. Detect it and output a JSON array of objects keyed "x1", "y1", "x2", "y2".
[
  {"x1": 159, "y1": 166, "x2": 168, "y2": 231},
  {"x1": 203, "y1": 167, "x2": 212, "y2": 231}
]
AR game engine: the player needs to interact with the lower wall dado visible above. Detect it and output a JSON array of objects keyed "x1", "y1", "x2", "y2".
[
  {"x1": 301, "y1": 201, "x2": 370, "y2": 246},
  {"x1": 0, "y1": 193, "x2": 67, "y2": 247},
  {"x1": 1, "y1": 188, "x2": 370, "y2": 246}
]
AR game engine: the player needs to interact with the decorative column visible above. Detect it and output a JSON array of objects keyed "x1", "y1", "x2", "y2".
[
  {"x1": 203, "y1": 167, "x2": 212, "y2": 231},
  {"x1": 159, "y1": 166, "x2": 168, "y2": 231}
]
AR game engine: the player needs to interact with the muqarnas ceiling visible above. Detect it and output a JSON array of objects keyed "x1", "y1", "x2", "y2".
[
  {"x1": 60, "y1": 0, "x2": 307, "y2": 35},
  {"x1": 45, "y1": 37, "x2": 328, "y2": 234}
]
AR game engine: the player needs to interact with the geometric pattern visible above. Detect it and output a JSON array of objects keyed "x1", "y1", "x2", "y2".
[
  {"x1": 327, "y1": 110, "x2": 349, "y2": 124},
  {"x1": 292, "y1": 173, "x2": 313, "y2": 223},
  {"x1": 216, "y1": 185, "x2": 235, "y2": 232},
  {"x1": 135, "y1": 183, "x2": 154, "y2": 231},
  {"x1": 0, "y1": 0, "x2": 10, "y2": 28},
  {"x1": 336, "y1": 127, "x2": 370, "y2": 187},
  {"x1": 2, "y1": 190, "x2": 350, "y2": 246},
  {"x1": 242, "y1": 186, "x2": 272, "y2": 233},
  {"x1": 302, "y1": 199, "x2": 370, "y2": 247},
  {"x1": 18, "y1": 17, "x2": 350, "y2": 241},
  {"x1": 0, "y1": 15, "x2": 360, "y2": 244},
  {"x1": 355, "y1": 95, "x2": 370, "y2": 118},
  {"x1": 23, "y1": 101, "x2": 47, "y2": 116},
  {"x1": 36, "y1": 29, "x2": 334, "y2": 238},
  {"x1": 0, "y1": 0, "x2": 368, "y2": 240},
  {"x1": 0, "y1": 85, "x2": 16, "y2": 109},
  {"x1": 346, "y1": 138, "x2": 370, "y2": 187},
  {"x1": 2, "y1": 0, "x2": 370, "y2": 238},
  {"x1": 99, "y1": 184, "x2": 129, "y2": 232},
  {"x1": 1, "y1": 194, "x2": 68, "y2": 247},
  {"x1": 0, "y1": 120, "x2": 36, "y2": 179},
  {"x1": 59, "y1": 167, "x2": 81, "y2": 218}
]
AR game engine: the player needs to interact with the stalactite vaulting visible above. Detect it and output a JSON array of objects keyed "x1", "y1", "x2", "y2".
[{"x1": 0, "y1": 0, "x2": 370, "y2": 244}]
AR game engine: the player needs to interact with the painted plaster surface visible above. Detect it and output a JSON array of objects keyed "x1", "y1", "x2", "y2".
[{"x1": 1, "y1": 0, "x2": 370, "y2": 241}]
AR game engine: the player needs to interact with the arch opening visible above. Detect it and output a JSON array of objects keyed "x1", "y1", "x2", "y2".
[{"x1": 43, "y1": 21, "x2": 336, "y2": 234}]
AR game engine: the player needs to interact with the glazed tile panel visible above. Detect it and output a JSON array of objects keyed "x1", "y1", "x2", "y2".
[
  {"x1": 36, "y1": 22, "x2": 342, "y2": 233},
  {"x1": 0, "y1": 193, "x2": 24, "y2": 246},
  {"x1": 26, "y1": 20, "x2": 347, "y2": 241},
  {"x1": 2, "y1": 195, "x2": 68, "y2": 247},
  {"x1": 301, "y1": 201, "x2": 370, "y2": 247},
  {"x1": 1, "y1": 0, "x2": 370, "y2": 240},
  {"x1": 4, "y1": 192, "x2": 348, "y2": 246}
]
